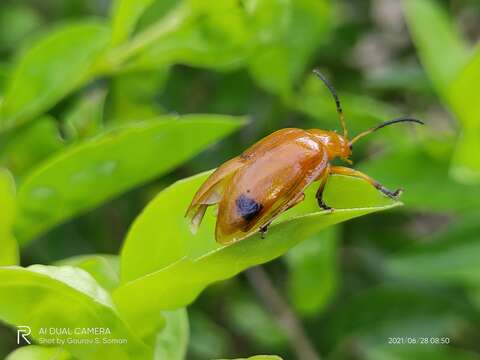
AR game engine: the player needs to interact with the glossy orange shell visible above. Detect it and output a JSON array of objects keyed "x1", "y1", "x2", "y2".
[{"x1": 186, "y1": 128, "x2": 329, "y2": 244}]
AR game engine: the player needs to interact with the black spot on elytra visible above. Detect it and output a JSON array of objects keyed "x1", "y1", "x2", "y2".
[{"x1": 236, "y1": 194, "x2": 263, "y2": 221}]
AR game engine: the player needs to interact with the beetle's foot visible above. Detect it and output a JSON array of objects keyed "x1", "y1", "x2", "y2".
[
  {"x1": 259, "y1": 224, "x2": 269, "y2": 239},
  {"x1": 318, "y1": 199, "x2": 334, "y2": 213},
  {"x1": 325, "y1": 206, "x2": 335, "y2": 214},
  {"x1": 391, "y1": 188, "x2": 404, "y2": 198},
  {"x1": 378, "y1": 185, "x2": 403, "y2": 199}
]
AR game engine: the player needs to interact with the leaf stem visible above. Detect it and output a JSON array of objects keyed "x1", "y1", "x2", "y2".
[
  {"x1": 101, "y1": 4, "x2": 191, "y2": 72},
  {"x1": 246, "y1": 266, "x2": 321, "y2": 360}
]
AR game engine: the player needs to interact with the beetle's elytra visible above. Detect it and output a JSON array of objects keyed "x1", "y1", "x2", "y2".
[{"x1": 186, "y1": 69, "x2": 424, "y2": 244}]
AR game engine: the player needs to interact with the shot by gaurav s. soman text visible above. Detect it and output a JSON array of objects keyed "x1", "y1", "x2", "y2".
[{"x1": 0, "y1": 1, "x2": 479, "y2": 360}]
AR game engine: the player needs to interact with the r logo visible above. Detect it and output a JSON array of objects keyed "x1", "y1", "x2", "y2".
[{"x1": 17, "y1": 326, "x2": 31, "y2": 344}]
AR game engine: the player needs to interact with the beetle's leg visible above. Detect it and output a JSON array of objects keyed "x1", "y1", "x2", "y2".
[
  {"x1": 316, "y1": 173, "x2": 332, "y2": 211},
  {"x1": 315, "y1": 166, "x2": 334, "y2": 211},
  {"x1": 259, "y1": 223, "x2": 270, "y2": 239},
  {"x1": 329, "y1": 166, "x2": 403, "y2": 198}
]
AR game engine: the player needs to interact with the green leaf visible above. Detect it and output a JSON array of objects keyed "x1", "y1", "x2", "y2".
[
  {"x1": 247, "y1": 0, "x2": 331, "y2": 98},
  {"x1": 55, "y1": 254, "x2": 120, "y2": 292},
  {"x1": 63, "y1": 88, "x2": 106, "y2": 141},
  {"x1": 405, "y1": 0, "x2": 480, "y2": 184},
  {"x1": 386, "y1": 212, "x2": 480, "y2": 285},
  {"x1": 450, "y1": 130, "x2": 480, "y2": 185},
  {"x1": 0, "y1": 116, "x2": 63, "y2": 177},
  {"x1": 111, "y1": 70, "x2": 168, "y2": 124},
  {"x1": 0, "y1": 3, "x2": 42, "y2": 54},
  {"x1": 103, "y1": 3, "x2": 191, "y2": 71},
  {"x1": 130, "y1": 1, "x2": 249, "y2": 71},
  {"x1": 5, "y1": 346, "x2": 72, "y2": 360},
  {"x1": 154, "y1": 309, "x2": 189, "y2": 360},
  {"x1": 285, "y1": 227, "x2": 338, "y2": 316},
  {"x1": 0, "y1": 21, "x2": 110, "y2": 130},
  {"x1": 133, "y1": 0, "x2": 180, "y2": 33},
  {"x1": 0, "y1": 168, "x2": 18, "y2": 265},
  {"x1": 404, "y1": 0, "x2": 470, "y2": 96},
  {"x1": 0, "y1": 62, "x2": 9, "y2": 97},
  {"x1": 14, "y1": 115, "x2": 245, "y2": 244},
  {"x1": 110, "y1": 0, "x2": 155, "y2": 46},
  {"x1": 57, "y1": 254, "x2": 173, "y2": 346},
  {"x1": 0, "y1": 265, "x2": 151, "y2": 359},
  {"x1": 114, "y1": 172, "x2": 399, "y2": 336},
  {"x1": 448, "y1": 46, "x2": 480, "y2": 184}
]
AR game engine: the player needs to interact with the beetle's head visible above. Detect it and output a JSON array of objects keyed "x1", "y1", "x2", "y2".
[{"x1": 308, "y1": 129, "x2": 352, "y2": 163}]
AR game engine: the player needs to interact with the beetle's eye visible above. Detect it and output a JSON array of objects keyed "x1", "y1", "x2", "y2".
[{"x1": 349, "y1": 144, "x2": 353, "y2": 150}]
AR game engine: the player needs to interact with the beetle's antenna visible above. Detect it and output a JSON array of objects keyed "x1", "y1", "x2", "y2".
[
  {"x1": 349, "y1": 117, "x2": 424, "y2": 145},
  {"x1": 313, "y1": 69, "x2": 348, "y2": 139}
]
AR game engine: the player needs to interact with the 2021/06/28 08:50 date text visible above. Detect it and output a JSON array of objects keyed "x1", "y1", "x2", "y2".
[{"x1": 388, "y1": 337, "x2": 450, "y2": 345}]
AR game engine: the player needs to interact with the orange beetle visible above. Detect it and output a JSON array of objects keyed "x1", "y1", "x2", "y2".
[{"x1": 186, "y1": 70, "x2": 423, "y2": 244}]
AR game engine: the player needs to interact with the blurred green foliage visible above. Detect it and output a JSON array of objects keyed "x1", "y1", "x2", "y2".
[
  {"x1": 405, "y1": 0, "x2": 480, "y2": 184},
  {"x1": 0, "y1": 0, "x2": 479, "y2": 359},
  {"x1": 15, "y1": 115, "x2": 243, "y2": 243},
  {"x1": 0, "y1": 168, "x2": 18, "y2": 265}
]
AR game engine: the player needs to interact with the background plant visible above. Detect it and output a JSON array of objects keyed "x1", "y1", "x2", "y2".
[{"x1": 0, "y1": 0, "x2": 479, "y2": 359}]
